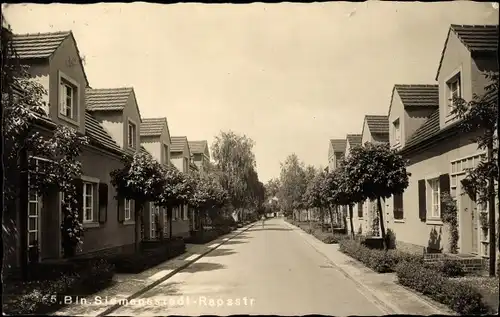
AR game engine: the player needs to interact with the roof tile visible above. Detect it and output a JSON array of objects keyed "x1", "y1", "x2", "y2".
[
  {"x1": 365, "y1": 115, "x2": 389, "y2": 135},
  {"x1": 330, "y1": 139, "x2": 347, "y2": 153},
  {"x1": 140, "y1": 118, "x2": 167, "y2": 137},
  {"x1": 346, "y1": 134, "x2": 362, "y2": 148},
  {"x1": 84, "y1": 111, "x2": 123, "y2": 154},
  {"x1": 86, "y1": 88, "x2": 132, "y2": 111},
  {"x1": 170, "y1": 136, "x2": 188, "y2": 152},
  {"x1": 189, "y1": 140, "x2": 208, "y2": 155},
  {"x1": 11, "y1": 31, "x2": 70, "y2": 59},
  {"x1": 394, "y1": 85, "x2": 439, "y2": 108}
]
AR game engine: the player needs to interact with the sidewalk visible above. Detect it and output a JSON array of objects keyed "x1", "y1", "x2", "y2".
[
  {"x1": 52, "y1": 223, "x2": 255, "y2": 317},
  {"x1": 283, "y1": 220, "x2": 456, "y2": 316}
]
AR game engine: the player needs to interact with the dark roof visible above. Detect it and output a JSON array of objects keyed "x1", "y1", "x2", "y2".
[
  {"x1": 170, "y1": 136, "x2": 188, "y2": 152},
  {"x1": 189, "y1": 141, "x2": 208, "y2": 155},
  {"x1": 436, "y1": 24, "x2": 499, "y2": 80},
  {"x1": 11, "y1": 31, "x2": 70, "y2": 59},
  {"x1": 404, "y1": 109, "x2": 440, "y2": 149},
  {"x1": 330, "y1": 139, "x2": 347, "y2": 153},
  {"x1": 365, "y1": 115, "x2": 389, "y2": 135},
  {"x1": 394, "y1": 85, "x2": 439, "y2": 108},
  {"x1": 86, "y1": 88, "x2": 133, "y2": 111},
  {"x1": 140, "y1": 118, "x2": 167, "y2": 137},
  {"x1": 346, "y1": 134, "x2": 362, "y2": 148},
  {"x1": 84, "y1": 111, "x2": 123, "y2": 154}
]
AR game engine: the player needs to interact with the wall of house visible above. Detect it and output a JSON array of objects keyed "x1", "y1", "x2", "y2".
[
  {"x1": 121, "y1": 92, "x2": 141, "y2": 155},
  {"x1": 406, "y1": 107, "x2": 436, "y2": 142},
  {"x1": 49, "y1": 35, "x2": 88, "y2": 135},
  {"x1": 387, "y1": 132, "x2": 479, "y2": 254},
  {"x1": 98, "y1": 111, "x2": 124, "y2": 148},
  {"x1": 142, "y1": 137, "x2": 161, "y2": 162},
  {"x1": 389, "y1": 92, "x2": 406, "y2": 150},
  {"x1": 361, "y1": 121, "x2": 373, "y2": 145},
  {"x1": 471, "y1": 51, "x2": 499, "y2": 97},
  {"x1": 171, "y1": 156, "x2": 184, "y2": 172},
  {"x1": 26, "y1": 62, "x2": 51, "y2": 116},
  {"x1": 438, "y1": 31, "x2": 473, "y2": 130},
  {"x1": 76, "y1": 146, "x2": 136, "y2": 255}
]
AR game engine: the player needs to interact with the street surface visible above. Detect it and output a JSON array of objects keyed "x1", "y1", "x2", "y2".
[{"x1": 109, "y1": 218, "x2": 385, "y2": 316}]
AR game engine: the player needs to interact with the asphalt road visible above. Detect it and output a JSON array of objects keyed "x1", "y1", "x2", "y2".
[{"x1": 109, "y1": 218, "x2": 385, "y2": 316}]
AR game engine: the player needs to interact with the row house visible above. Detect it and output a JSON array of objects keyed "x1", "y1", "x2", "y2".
[
  {"x1": 3, "y1": 28, "x2": 207, "y2": 276},
  {"x1": 330, "y1": 24, "x2": 498, "y2": 265},
  {"x1": 385, "y1": 24, "x2": 499, "y2": 260},
  {"x1": 189, "y1": 140, "x2": 211, "y2": 173}
]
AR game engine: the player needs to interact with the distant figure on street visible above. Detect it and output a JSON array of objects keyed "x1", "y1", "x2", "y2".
[{"x1": 261, "y1": 215, "x2": 265, "y2": 228}]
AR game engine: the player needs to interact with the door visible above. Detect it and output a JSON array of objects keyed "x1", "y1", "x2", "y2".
[
  {"x1": 28, "y1": 187, "x2": 41, "y2": 261},
  {"x1": 471, "y1": 202, "x2": 479, "y2": 254}
]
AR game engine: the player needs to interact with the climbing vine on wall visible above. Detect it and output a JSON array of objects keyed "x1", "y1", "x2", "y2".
[{"x1": 441, "y1": 192, "x2": 459, "y2": 254}]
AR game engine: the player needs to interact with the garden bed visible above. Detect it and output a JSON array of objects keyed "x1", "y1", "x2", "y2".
[
  {"x1": 2, "y1": 258, "x2": 115, "y2": 315},
  {"x1": 109, "y1": 238, "x2": 186, "y2": 273},
  {"x1": 185, "y1": 229, "x2": 222, "y2": 245},
  {"x1": 289, "y1": 220, "x2": 348, "y2": 244}
]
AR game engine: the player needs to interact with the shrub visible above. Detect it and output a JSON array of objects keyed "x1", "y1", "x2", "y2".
[
  {"x1": 321, "y1": 234, "x2": 345, "y2": 244},
  {"x1": 185, "y1": 229, "x2": 220, "y2": 244},
  {"x1": 110, "y1": 239, "x2": 186, "y2": 273},
  {"x1": 426, "y1": 258, "x2": 466, "y2": 277},
  {"x1": 396, "y1": 260, "x2": 489, "y2": 315}
]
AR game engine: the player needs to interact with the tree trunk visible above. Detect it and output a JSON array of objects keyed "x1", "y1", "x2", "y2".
[
  {"x1": 167, "y1": 206, "x2": 173, "y2": 239},
  {"x1": 328, "y1": 207, "x2": 335, "y2": 234},
  {"x1": 377, "y1": 197, "x2": 387, "y2": 250},
  {"x1": 20, "y1": 148, "x2": 29, "y2": 280},
  {"x1": 309, "y1": 209, "x2": 313, "y2": 232},
  {"x1": 135, "y1": 202, "x2": 143, "y2": 252},
  {"x1": 349, "y1": 205, "x2": 355, "y2": 239},
  {"x1": 487, "y1": 140, "x2": 496, "y2": 277}
]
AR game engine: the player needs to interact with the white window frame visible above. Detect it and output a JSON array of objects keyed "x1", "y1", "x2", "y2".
[
  {"x1": 393, "y1": 118, "x2": 401, "y2": 144},
  {"x1": 428, "y1": 178, "x2": 441, "y2": 219},
  {"x1": 57, "y1": 70, "x2": 80, "y2": 125},
  {"x1": 127, "y1": 119, "x2": 137, "y2": 149},
  {"x1": 163, "y1": 207, "x2": 169, "y2": 235},
  {"x1": 28, "y1": 180, "x2": 41, "y2": 250},
  {"x1": 150, "y1": 204, "x2": 159, "y2": 239},
  {"x1": 83, "y1": 182, "x2": 94, "y2": 223},
  {"x1": 124, "y1": 199, "x2": 132, "y2": 221},
  {"x1": 445, "y1": 70, "x2": 462, "y2": 118}
]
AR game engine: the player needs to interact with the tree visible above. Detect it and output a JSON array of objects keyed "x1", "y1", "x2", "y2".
[
  {"x1": 3, "y1": 21, "x2": 88, "y2": 279},
  {"x1": 345, "y1": 143, "x2": 410, "y2": 249},
  {"x1": 157, "y1": 165, "x2": 194, "y2": 239},
  {"x1": 304, "y1": 169, "x2": 326, "y2": 228},
  {"x1": 110, "y1": 151, "x2": 167, "y2": 251},
  {"x1": 278, "y1": 154, "x2": 307, "y2": 220},
  {"x1": 452, "y1": 71, "x2": 498, "y2": 276},
  {"x1": 265, "y1": 178, "x2": 281, "y2": 199},
  {"x1": 211, "y1": 131, "x2": 259, "y2": 216}
]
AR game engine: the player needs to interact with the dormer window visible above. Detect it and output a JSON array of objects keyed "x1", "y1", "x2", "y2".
[
  {"x1": 393, "y1": 118, "x2": 401, "y2": 144},
  {"x1": 446, "y1": 73, "x2": 461, "y2": 116},
  {"x1": 127, "y1": 121, "x2": 136, "y2": 148},
  {"x1": 58, "y1": 71, "x2": 80, "y2": 125}
]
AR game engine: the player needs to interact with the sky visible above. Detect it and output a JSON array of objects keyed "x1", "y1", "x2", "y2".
[{"x1": 3, "y1": 2, "x2": 499, "y2": 183}]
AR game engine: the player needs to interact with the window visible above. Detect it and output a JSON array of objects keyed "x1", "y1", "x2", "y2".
[
  {"x1": 28, "y1": 187, "x2": 40, "y2": 248},
  {"x1": 150, "y1": 205, "x2": 159, "y2": 239},
  {"x1": 393, "y1": 118, "x2": 400, "y2": 143},
  {"x1": 83, "y1": 182, "x2": 94, "y2": 222},
  {"x1": 446, "y1": 73, "x2": 461, "y2": 114},
  {"x1": 428, "y1": 178, "x2": 440, "y2": 218},
  {"x1": 163, "y1": 208, "x2": 169, "y2": 235},
  {"x1": 124, "y1": 199, "x2": 132, "y2": 221},
  {"x1": 127, "y1": 121, "x2": 136, "y2": 148},
  {"x1": 393, "y1": 193, "x2": 404, "y2": 220},
  {"x1": 59, "y1": 81, "x2": 76, "y2": 120}
]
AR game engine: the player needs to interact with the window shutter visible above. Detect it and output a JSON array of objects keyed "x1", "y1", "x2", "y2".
[
  {"x1": 357, "y1": 203, "x2": 363, "y2": 218},
  {"x1": 393, "y1": 193, "x2": 404, "y2": 220},
  {"x1": 439, "y1": 174, "x2": 450, "y2": 220},
  {"x1": 73, "y1": 178, "x2": 84, "y2": 223},
  {"x1": 98, "y1": 183, "x2": 108, "y2": 223},
  {"x1": 117, "y1": 196, "x2": 125, "y2": 222},
  {"x1": 143, "y1": 202, "x2": 151, "y2": 239},
  {"x1": 418, "y1": 180, "x2": 426, "y2": 221}
]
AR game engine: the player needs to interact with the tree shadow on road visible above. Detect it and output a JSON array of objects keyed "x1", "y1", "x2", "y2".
[
  {"x1": 247, "y1": 227, "x2": 292, "y2": 232},
  {"x1": 222, "y1": 239, "x2": 248, "y2": 245},
  {"x1": 204, "y1": 248, "x2": 237, "y2": 257},
  {"x1": 180, "y1": 262, "x2": 226, "y2": 273}
]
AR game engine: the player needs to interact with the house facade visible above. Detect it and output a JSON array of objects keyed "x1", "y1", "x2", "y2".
[
  {"x1": 385, "y1": 24, "x2": 499, "y2": 261},
  {"x1": 327, "y1": 139, "x2": 347, "y2": 172},
  {"x1": 189, "y1": 140, "x2": 210, "y2": 173},
  {"x1": 343, "y1": 134, "x2": 364, "y2": 235},
  {"x1": 3, "y1": 31, "x2": 140, "y2": 276}
]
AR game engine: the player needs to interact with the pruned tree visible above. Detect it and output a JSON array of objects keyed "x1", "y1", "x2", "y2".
[
  {"x1": 452, "y1": 71, "x2": 498, "y2": 276},
  {"x1": 278, "y1": 154, "x2": 307, "y2": 220},
  {"x1": 345, "y1": 143, "x2": 410, "y2": 249},
  {"x1": 110, "y1": 151, "x2": 167, "y2": 251},
  {"x1": 157, "y1": 165, "x2": 194, "y2": 239}
]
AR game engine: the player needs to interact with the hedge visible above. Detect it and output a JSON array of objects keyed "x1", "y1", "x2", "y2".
[
  {"x1": 109, "y1": 238, "x2": 186, "y2": 273},
  {"x1": 396, "y1": 260, "x2": 490, "y2": 315},
  {"x1": 3, "y1": 258, "x2": 115, "y2": 315},
  {"x1": 185, "y1": 229, "x2": 222, "y2": 245}
]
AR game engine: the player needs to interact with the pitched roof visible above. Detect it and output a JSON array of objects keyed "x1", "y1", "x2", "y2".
[
  {"x1": 84, "y1": 111, "x2": 123, "y2": 154},
  {"x1": 394, "y1": 85, "x2": 439, "y2": 108},
  {"x1": 365, "y1": 115, "x2": 389, "y2": 135},
  {"x1": 189, "y1": 140, "x2": 208, "y2": 155},
  {"x1": 140, "y1": 118, "x2": 167, "y2": 137},
  {"x1": 11, "y1": 30, "x2": 90, "y2": 87},
  {"x1": 86, "y1": 88, "x2": 133, "y2": 111},
  {"x1": 170, "y1": 136, "x2": 188, "y2": 152},
  {"x1": 140, "y1": 145, "x2": 153, "y2": 157},
  {"x1": 404, "y1": 109, "x2": 440, "y2": 149},
  {"x1": 346, "y1": 134, "x2": 362, "y2": 148},
  {"x1": 11, "y1": 31, "x2": 70, "y2": 59},
  {"x1": 436, "y1": 24, "x2": 499, "y2": 80},
  {"x1": 330, "y1": 139, "x2": 347, "y2": 153}
]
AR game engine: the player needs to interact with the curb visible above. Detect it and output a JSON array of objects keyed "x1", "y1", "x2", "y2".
[
  {"x1": 283, "y1": 220, "x2": 451, "y2": 315},
  {"x1": 96, "y1": 223, "x2": 256, "y2": 316}
]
